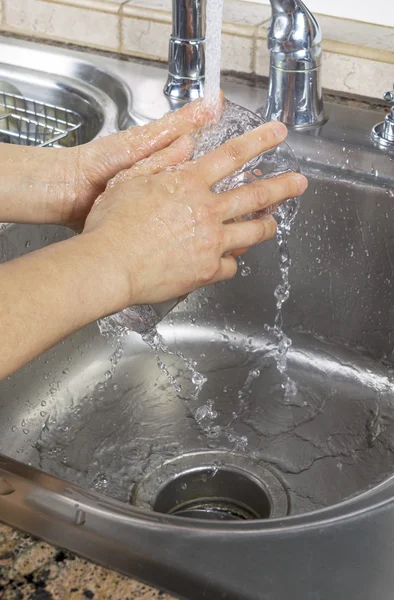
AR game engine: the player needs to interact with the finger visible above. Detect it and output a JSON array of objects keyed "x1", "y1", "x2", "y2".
[
  {"x1": 222, "y1": 215, "x2": 277, "y2": 252},
  {"x1": 126, "y1": 135, "x2": 195, "y2": 179},
  {"x1": 90, "y1": 93, "x2": 224, "y2": 176},
  {"x1": 209, "y1": 255, "x2": 238, "y2": 284},
  {"x1": 190, "y1": 121, "x2": 287, "y2": 187},
  {"x1": 219, "y1": 172, "x2": 307, "y2": 220},
  {"x1": 105, "y1": 136, "x2": 195, "y2": 188},
  {"x1": 190, "y1": 90, "x2": 225, "y2": 127}
]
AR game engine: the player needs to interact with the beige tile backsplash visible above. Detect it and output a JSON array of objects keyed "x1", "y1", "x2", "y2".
[
  {"x1": 1, "y1": 0, "x2": 394, "y2": 100},
  {"x1": 3, "y1": 0, "x2": 121, "y2": 50}
]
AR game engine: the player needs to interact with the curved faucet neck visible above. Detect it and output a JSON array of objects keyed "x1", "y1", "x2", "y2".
[{"x1": 268, "y1": 0, "x2": 321, "y2": 55}]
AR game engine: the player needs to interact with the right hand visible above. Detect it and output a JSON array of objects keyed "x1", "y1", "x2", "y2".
[{"x1": 82, "y1": 120, "x2": 308, "y2": 314}]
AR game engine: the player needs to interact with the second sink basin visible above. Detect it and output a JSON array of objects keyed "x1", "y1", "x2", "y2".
[{"x1": 0, "y1": 35, "x2": 136, "y2": 145}]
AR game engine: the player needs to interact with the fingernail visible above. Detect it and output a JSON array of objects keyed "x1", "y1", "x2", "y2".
[{"x1": 270, "y1": 121, "x2": 288, "y2": 139}]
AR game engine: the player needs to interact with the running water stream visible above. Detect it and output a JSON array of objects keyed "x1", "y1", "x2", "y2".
[
  {"x1": 204, "y1": 0, "x2": 224, "y2": 109},
  {"x1": 265, "y1": 201, "x2": 299, "y2": 400},
  {"x1": 97, "y1": 0, "x2": 299, "y2": 434}
]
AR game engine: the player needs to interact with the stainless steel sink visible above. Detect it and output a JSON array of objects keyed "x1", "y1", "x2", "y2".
[
  {"x1": 1, "y1": 36, "x2": 394, "y2": 600},
  {"x1": 0, "y1": 36, "x2": 135, "y2": 142}
]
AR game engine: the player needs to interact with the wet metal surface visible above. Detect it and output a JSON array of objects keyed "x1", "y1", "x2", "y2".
[{"x1": 1, "y1": 35, "x2": 394, "y2": 600}]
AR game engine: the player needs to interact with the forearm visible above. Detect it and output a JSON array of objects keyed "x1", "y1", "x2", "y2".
[
  {"x1": 0, "y1": 233, "x2": 128, "y2": 379},
  {"x1": 0, "y1": 143, "x2": 75, "y2": 224}
]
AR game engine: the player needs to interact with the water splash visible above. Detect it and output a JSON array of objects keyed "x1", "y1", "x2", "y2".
[{"x1": 142, "y1": 328, "x2": 207, "y2": 400}]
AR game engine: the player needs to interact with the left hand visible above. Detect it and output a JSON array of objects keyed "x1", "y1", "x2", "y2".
[{"x1": 0, "y1": 97, "x2": 217, "y2": 231}]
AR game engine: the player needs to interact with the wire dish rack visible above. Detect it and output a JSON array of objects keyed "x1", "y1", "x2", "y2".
[{"x1": 0, "y1": 91, "x2": 83, "y2": 147}]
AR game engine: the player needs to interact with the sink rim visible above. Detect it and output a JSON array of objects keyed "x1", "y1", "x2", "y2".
[{"x1": 2, "y1": 452, "x2": 394, "y2": 532}]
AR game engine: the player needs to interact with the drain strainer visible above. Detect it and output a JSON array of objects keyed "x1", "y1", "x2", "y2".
[{"x1": 131, "y1": 452, "x2": 289, "y2": 520}]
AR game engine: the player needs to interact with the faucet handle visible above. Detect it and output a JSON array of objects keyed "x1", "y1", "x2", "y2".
[{"x1": 384, "y1": 91, "x2": 394, "y2": 104}]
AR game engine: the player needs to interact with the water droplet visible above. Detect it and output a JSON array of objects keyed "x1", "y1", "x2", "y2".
[
  {"x1": 195, "y1": 405, "x2": 208, "y2": 422},
  {"x1": 192, "y1": 372, "x2": 205, "y2": 386}
]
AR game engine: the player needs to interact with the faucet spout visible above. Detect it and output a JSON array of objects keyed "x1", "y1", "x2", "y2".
[
  {"x1": 164, "y1": 0, "x2": 206, "y2": 101},
  {"x1": 263, "y1": 0, "x2": 325, "y2": 128}
]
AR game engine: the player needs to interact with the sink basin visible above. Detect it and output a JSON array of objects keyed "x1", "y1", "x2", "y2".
[
  {"x1": 2, "y1": 36, "x2": 394, "y2": 600},
  {"x1": 0, "y1": 36, "x2": 136, "y2": 143}
]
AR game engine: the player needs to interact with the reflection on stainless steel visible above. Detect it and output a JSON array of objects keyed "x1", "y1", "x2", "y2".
[
  {"x1": 1, "y1": 36, "x2": 394, "y2": 600},
  {"x1": 262, "y1": 0, "x2": 325, "y2": 128}
]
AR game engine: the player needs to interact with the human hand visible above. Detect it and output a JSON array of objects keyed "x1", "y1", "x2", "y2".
[
  {"x1": 82, "y1": 120, "x2": 308, "y2": 313},
  {"x1": 0, "y1": 98, "x2": 217, "y2": 230}
]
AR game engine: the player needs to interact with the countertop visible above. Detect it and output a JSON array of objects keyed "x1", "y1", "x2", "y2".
[{"x1": 0, "y1": 523, "x2": 176, "y2": 600}]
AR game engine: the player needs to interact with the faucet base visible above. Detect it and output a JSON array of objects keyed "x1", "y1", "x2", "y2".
[
  {"x1": 164, "y1": 75, "x2": 205, "y2": 101},
  {"x1": 262, "y1": 65, "x2": 326, "y2": 129}
]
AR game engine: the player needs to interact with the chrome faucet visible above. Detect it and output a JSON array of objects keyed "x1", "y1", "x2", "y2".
[
  {"x1": 263, "y1": 0, "x2": 325, "y2": 128},
  {"x1": 164, "y1": 0, "x2": 325, "y2": 128},
  {"x1": 164, "y1": 0, "x2": 206, "y2": 101}
]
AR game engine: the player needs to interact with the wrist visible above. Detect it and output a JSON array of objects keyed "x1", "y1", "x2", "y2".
[
  {"x1": 74, "y1": 231, "x2": 133, "y2": 319},
  {"x1": 0, "y1": 145, "x2": 77, "y2": 226}
]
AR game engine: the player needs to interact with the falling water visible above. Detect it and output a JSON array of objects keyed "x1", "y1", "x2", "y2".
[
  {"x1": 203, "y1": 0, "x2": 224, "y2": 109},
  {"x1": 141, "y1": 328, "x2": 207, "y2": 401},
  {"x1": 265, "y1": 199, "x2": 299, "y2": 399}
]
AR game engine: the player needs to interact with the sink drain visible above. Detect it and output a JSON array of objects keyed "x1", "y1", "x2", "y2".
[{"x1": 131, "y1": 452, "x2": 289, "y2": 520}]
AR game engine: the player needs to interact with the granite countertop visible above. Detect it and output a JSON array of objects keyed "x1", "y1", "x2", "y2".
[{"x1": 0, "y1": 523, "x2": 176, "y2": 600}]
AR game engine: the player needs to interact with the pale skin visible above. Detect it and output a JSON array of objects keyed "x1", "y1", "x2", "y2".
[{"x1": 0, "y1": 98, "x2": 308, "y2": 380}]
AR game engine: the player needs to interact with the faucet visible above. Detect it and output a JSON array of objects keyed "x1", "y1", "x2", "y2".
[
  {"x1": 164, "y1": 0, "x2": 206, "y2": 101},
  {"x1": 164, "y1": 0, "x2": 325, "y2": 128},
  {"x1": 263, "y1": 0, "x2": 325, "y2": 128}
]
